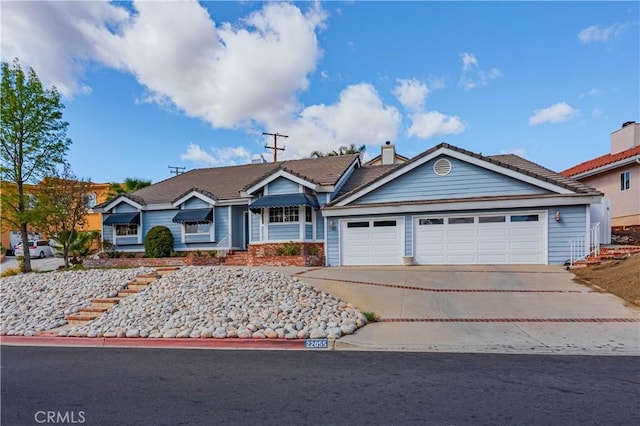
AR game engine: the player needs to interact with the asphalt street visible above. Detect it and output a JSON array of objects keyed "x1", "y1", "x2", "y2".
[{"x1": 1, "y1": 346, "x2": 638, "y2": 425}]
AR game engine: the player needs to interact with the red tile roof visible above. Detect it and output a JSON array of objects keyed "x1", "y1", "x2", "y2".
[{"x1": 561, "y1": 146, "x2": 640, "y2": 177}]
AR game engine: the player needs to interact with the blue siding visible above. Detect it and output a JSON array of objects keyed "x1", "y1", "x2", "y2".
[
  {"x1": 305, "y1": 224, "x2": 313, "y2": 240},
  {"x1": 103, "y1": 224, "x2": 113, "y2": 244},
  {"x1": 354, "y1": 156, "x2": 550, "y2": 205},
  {"x1": 326, "y1": 219, "x2": 340, "y2": 266},
  {"x1": 142, "y1": 210, "x2": 181, "y2": 248},
  {"x1": 232, "y1": 206, "x2": 247, "y2": 248},
  {"x1": 251, "y1": 212, "x2": 261, "y2": 242},
  {"x1": 183, "y1": 197, "x2": 210, "y2": 209},
  {"x1": 115, "y1": 236, "x2": 138, "y2": 245},
  {"x1": 268, "y1": 224, "x2": 299, "y2": 240},
  {"x1": 185, "y1": 234, "x2": 211, "y2": 244},
  {"x1": 315, "y1": 210, "x2": 324, "y2": 240},
  {"x1": 114, "y1": 203, "x2": 137, "y2": 213},
  {"x1": 548, "y1": 205, "x2": 587, "y2": 264},
  {"x1": 268, "y1": 177, "x2": 299, "y2": 195},
  {"x1": 215, "y1": 208, "x2": 229, "y2": 245}
]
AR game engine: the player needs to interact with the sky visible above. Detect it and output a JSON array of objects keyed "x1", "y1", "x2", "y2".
[{"x1": 1, "y1": 1, "x2": 638, "y2": 184}]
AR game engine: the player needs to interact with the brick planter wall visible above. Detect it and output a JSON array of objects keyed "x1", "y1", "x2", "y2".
[
  {"x1": 83, "y1": 256, "x2": 223, "y2": 269},
  {"x1": 248, "y1": 242, "x2": 324, "y2": 257}
]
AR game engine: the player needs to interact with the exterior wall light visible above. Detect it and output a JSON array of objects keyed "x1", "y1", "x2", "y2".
[
  {"x1": 329, "y1": 219, "x2": 336, "y2": 230},
  {"x1": 554, "y1": 209, "x2": 561, "y2": 222}
]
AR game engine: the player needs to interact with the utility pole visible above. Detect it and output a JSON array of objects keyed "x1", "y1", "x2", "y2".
[
  {"x1": 168, "y1": 165, "x2": 186, "y2": 176},
  {"x1": 263, "y1": 132, "x2": 288, "y2": 162}
]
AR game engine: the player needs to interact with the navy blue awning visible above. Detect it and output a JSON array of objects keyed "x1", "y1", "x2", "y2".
[
  {"x1": 103, "y1": 212, "x2": 140, "y2": 226},
  {"x1": 172, "y1": 208, "x2": 213, "y2": 224},
  {"x1": 249, "y1": 193, "x2": 319, "y2": 213}
]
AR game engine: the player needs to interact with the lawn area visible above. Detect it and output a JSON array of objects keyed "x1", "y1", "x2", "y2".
[{"x1": 572, "y1": 254, "x2": 640, "y2": 306}]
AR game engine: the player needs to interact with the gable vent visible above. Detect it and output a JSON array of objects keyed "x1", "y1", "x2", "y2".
[{"x1": 433, "y1": 158, "x2": 452, "y2": 176}]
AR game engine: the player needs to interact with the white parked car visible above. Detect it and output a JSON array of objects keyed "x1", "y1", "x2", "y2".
[{"x1": 14, "y1": 239, "x2": 54, "y2": 258}]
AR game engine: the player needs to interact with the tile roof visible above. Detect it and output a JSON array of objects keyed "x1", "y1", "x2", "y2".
[
  {"x1": 113, "y1": 155, "x2": 359, "y2": 206},
  {"x1": 560, "y1": 146, "x2": 640, "y2": 178},
  {"x1": 326, "y1": 143, "x2": 601, "y2": 206},
  {"x1": 333, "y1": 164, "x2": 400, "y2": 199}
]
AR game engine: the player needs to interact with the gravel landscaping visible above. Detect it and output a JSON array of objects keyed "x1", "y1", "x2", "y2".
[{"x1": 1, "y1": 266, "x2": 366, "y2": 339}]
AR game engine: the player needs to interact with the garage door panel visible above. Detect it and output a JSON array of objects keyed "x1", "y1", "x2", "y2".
[
  {"x1": 414, "y1": 212, "x2": 545, "y2": 265},
  {"x1": 341, "y1": 218, "x2": 403, "y2": 265}
]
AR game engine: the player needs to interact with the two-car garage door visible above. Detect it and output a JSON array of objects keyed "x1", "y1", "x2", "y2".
[
  {"x1": 340, "y1": 212, "x2": 546, "y2": 265},
  {"x1": 414, "y1": 213, "x2": 546, "y2": 264}
]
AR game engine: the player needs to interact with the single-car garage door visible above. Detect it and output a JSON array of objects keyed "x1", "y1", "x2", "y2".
[
  {"x1": 341, "y1": 218, "x2": 404, "y2": 265},
  {"x1": 414, "y1": 212, "x2": 546, "y2": 264}
]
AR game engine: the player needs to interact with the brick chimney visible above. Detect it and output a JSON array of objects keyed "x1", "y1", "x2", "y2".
[
  {"x1": 611, "y1": 121, "x2": 639, "y2": 154},
  {"x1": 381, "y1": 141, "x2": 396, "y2": 165}
]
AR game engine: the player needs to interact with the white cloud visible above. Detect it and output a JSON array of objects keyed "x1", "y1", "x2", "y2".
[
  {"x1": 275, "y1": 84, "x2": 402, "y2": 158},
  {"x1": 407, "y1": 111, "x2": 465, "y2": 139},
  {"x1": 393, "y1": 78, "x2": 429, "y2": 112},
  {"x1": 528, "y1": 102, "x2": 577, "y2": 125},
  {"x1": 579, "y1": 88, "x2": 602, "y2": 98},
  {"x1": 578, "y1": 23, "x2": 630, "y2": 44},
  {"x1": 180, "y1": 143, "x2": 251, "y2": 166},
  {"x1": 459, "y1": 52, "x2": 502, "y2": 90}
]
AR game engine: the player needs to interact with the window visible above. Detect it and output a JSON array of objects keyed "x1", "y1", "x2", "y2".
[
  {"x1": 419, "y1": 218, "x2": 444, "y2": 225},
  {"x1": 185, "y1": 222, "x2": 210, "y2": 234},
  {"x1": 374, "y1": 220, "x2": 396, "y2": 227},
  {"x1": 511, "y1": 214, "x2": 539, "y2": 222},
  {"x1": 85, "y1": 193, "x2": 97, "y2": 208},
  {"x1": 621, "y1": 171, "x2": 630, "y2": 191},
  {"x1": 479, "y1": 216, "x2": 506, "y2": 223},
  {"x1": 448, "y1": 217, "x2": 474, "y2": 224},
  {"x1": 269, "y1": 206, "x2": 299, "y2": 223},
  {"x1": 347, "y1": 221, "x2": 369, "y2": 228},
  {"x1": 116, "y1": 224, "x2": 138, "y2": 236},
  {"x1": 305, "y1": 206, "x2": 313, "y2": 223}
]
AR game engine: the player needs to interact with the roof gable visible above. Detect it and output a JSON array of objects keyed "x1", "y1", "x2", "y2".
[{"x1": 331, "y1": 143, "x2": 597, "y2": 207}]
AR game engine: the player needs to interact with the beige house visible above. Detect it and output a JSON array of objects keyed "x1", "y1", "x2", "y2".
[{"x1": 562, "y1": 121, "x2": 640, "y2": 229}]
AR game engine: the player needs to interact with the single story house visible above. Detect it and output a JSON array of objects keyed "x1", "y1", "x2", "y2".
[
  {"x1": 561, "y1": 121, "x2": 640, "y2": 229},
  {"x1": 95, "y1": 142, "x2": 603, "y2": 266}
]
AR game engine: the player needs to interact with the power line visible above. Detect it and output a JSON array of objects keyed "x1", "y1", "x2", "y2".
[
  {"x1": 168, "y1": 165, "x2": 186, "y2": 176},
  {"x1": 262, "y1": 132, "x2": 288, "y2": 162}
]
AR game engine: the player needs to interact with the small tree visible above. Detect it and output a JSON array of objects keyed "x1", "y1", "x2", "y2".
[
  {"x1": 106, "y1": 178, "x2": 152, "y2": 202},
  {"x1": 144, "y1": 226, "x2": 174, "y2": 258},
  {"x1": 35, "y1": 164, "x2": 93, "y2": 268},
  {"x1": 310, "y1": 144, "x2": 366, "y2": 158},
  {"x1": 1, "y1": 59, "x2": 71, "y2": 272}
]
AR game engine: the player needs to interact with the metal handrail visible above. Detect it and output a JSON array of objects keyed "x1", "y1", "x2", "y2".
[{"x1": 569, "y1": 222, "x2": 600, "y2": 267}]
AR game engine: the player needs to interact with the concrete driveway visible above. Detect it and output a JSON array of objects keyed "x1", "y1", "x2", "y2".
[
  {"x1": 294, "y1": 265, "x2": 640, "y2": 355},
  {"x1": 1, "y1": 255, "x2": 64, "y2": 273}
]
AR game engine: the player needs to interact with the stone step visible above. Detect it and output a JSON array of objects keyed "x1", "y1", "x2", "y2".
[
  {"x1": 77, "y1": 307, "x2": 108, "y2": 319},
  {"x1": 90, "y1": 298, "x2": 121, "y2": 308},
  {"x1": 66, "y1": 314, "x2": 95, "y2": 325},
  {"x1": 156, "y1": 266, "x2": 180, "y2": 275},
  {"x1": 134, "y1": 274, "x2": 159, "y2": 284}
]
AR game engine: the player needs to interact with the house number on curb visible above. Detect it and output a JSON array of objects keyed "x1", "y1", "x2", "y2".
[{"x1": 305, "y1": 338, "x2": 329, "y2": 349}]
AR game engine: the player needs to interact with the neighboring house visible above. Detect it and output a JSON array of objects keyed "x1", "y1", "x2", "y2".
[
  {"x1": 96, "y1": 142, "x2": 603, "y2": 266},
  {"x1": 364, "y1": 141, "x2": 409, "y2": 166},
  {"x1": 0, "y1": 181, "x2": 114, "y2": 250},
  {"x1": 561, "y1": 121, "x2": 640, "y2": 229}
]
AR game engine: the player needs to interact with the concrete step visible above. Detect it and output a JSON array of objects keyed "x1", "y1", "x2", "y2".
[
  {"x1": 117, "y1": 289, "x2": 139, "y2": 297},
  {"x1": 90, "y1": 298, "x2": 121, "y2": 308},
  {"x1": 156, "y1": 267, "x2": 180, "y2": 275},
  {"x1": 127, "y1": 282, "x2": 150, "y2": 291}
]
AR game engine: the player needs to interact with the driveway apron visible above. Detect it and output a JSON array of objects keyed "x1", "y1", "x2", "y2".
[{"x1": 294, "y1": 265, "x2": 640, "y2": 355}]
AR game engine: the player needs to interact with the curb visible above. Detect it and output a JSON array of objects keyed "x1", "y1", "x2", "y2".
[{"x1": 0, "y1": 336, "x2": 311, "y2": 351}]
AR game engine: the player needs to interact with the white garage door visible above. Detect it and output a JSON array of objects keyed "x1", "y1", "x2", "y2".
[
  {"x1": 414, "y1": 212, "x2": 546, "y2": 265},
  {"x1": 341, "y1": 218, "x2": 404, "y2": 265}
]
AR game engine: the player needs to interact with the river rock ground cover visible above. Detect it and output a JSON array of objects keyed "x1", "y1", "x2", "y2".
[{"x1": 1, "y1": 266, "x2": 366, "y2": 339}]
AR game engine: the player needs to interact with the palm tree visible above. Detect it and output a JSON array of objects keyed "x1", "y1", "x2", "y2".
[
  {"x1": 310, "y1": 144, "x2": 366, "y2": 158},
  {"x1": 106, "y1": 177, "x2": 152, "y2": 201}
]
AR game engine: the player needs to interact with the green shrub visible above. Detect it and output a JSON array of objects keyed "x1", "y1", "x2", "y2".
[
  {"x1": 362, "y1": 311, "x2": 378, "y2": 322},
  {"x1": 144, "y1": 226, "x2": 174, "y2": 258},
  {"x1": 283, "y1": 241, "x2": 300, "y2": 256},
  {"x1": 208, "y1": 250, "x2": 218, "y2": 257},
  {"x1": 275, "y1": 246, "x2": 286, "y2": 256},
  {"x1": 308, "y1": 245, "x2": 320, "y2": 256}
]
